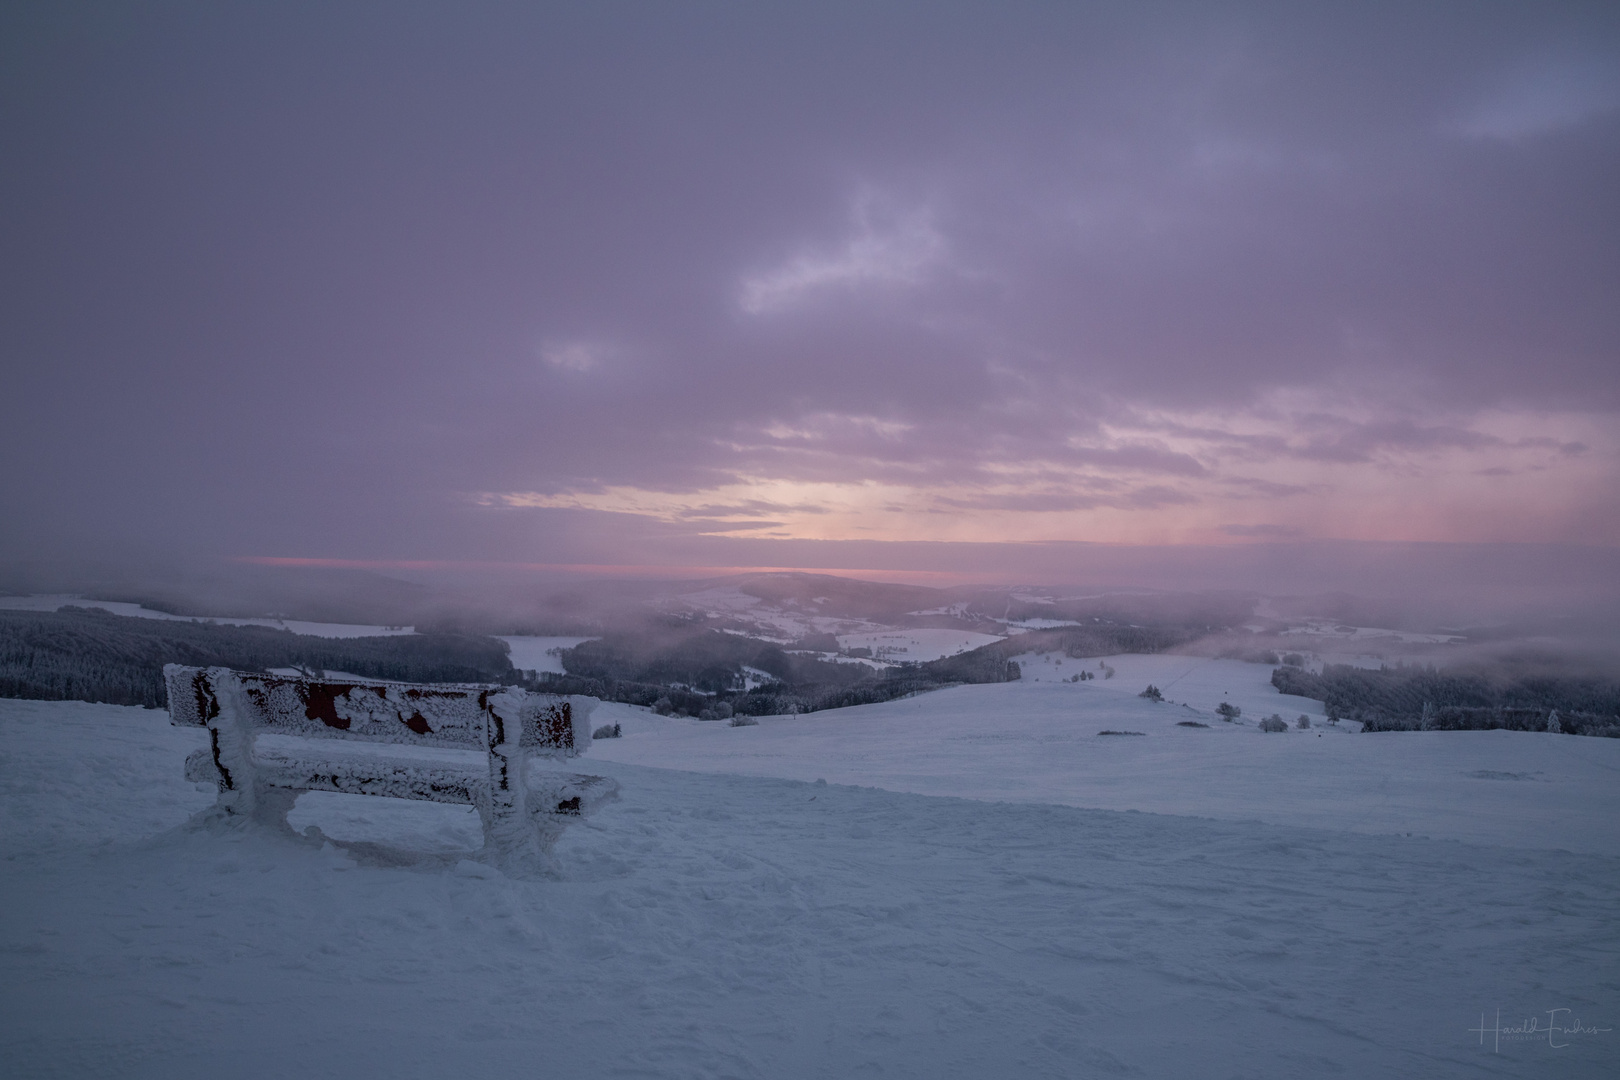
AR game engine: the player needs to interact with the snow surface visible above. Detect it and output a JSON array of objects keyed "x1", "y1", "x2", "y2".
[
  {"x1": 836, "y1": 628, "x2": 1004, "y2": 662},
  {"x1": 499, "y1": 635, "x2": 595, "y2": 675},
  {"x1": 2, "y1": 684, "x2": 1617, "y2": 1077},
  {"x1": 588, "y1": 654, "x2": 1620, "y2": 856},
  {"x1": 1002, "y1": 617, "x2": 1084, "y2": 631},
  {"x1": 0, "y1": 595, "x2": 415, "y2": 638}
]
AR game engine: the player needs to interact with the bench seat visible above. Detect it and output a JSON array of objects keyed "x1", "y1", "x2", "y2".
[{"x1": 183, "y1": 743, "x2": 619, "y2": 817}]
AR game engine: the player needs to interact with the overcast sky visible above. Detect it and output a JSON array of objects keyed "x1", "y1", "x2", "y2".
[{"x1": 3, "y1": 1, "x2": 1617, "y2": 584}]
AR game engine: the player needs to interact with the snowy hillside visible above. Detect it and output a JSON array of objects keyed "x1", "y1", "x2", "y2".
[
  {"x1": 2, "y1": 679, "x2": 1616, "y2": 1077},
  {"x1": 589, "y1": 653, "x2": 1620, "y2": 854}
]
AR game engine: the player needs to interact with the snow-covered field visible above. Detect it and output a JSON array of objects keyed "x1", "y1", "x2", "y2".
[
  {"x1": 3, "y1": 664, "x2": 1617, "y2": 1077},
  {"x1": 665, "y1": 584, "x2": 890, "y2": 642},
  {"x1": 835, "y1": 628, "x2": 1003, "y2": 662},
  {"x1": 590, "y1": 654, "x2": 1620, "y2": 855},
  {"x1": 0, "y1": 595, "x2": 415, "y2": 638},
  {"x1": 499, "y1": 635, "x2": 595, "y2": 674}
]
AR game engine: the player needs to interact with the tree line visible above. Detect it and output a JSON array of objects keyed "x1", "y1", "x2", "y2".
[
  {"x1": 1270, "y1": 662, "x2": 1620, "y2": 737},
  {"x1": 0, "y1": 607, "x2": 515, "y2": 709}
]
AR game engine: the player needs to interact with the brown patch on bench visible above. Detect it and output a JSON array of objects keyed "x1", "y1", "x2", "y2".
[
  {"x1": 402, "y1": 712, "x2": 433, "y2": 735},
  {"x1": 534, "y1": 702, "x2": 573, "y2": 749},
  {"x1": 298, "y1": 683, "x2": 360, "y2": 730}
]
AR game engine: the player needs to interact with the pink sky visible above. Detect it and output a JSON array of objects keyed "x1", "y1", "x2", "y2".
[{"x1": 2, "y1": 3, "x2": 1616, "y2": 587}]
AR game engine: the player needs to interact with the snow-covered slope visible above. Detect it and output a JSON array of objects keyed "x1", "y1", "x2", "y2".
[
  {"x1": 2, "y1": 691, "x2": 1616, "y2": 1078},
  {"x1": 589, "y1": 654, "x2": 1620, "y2": 856}
]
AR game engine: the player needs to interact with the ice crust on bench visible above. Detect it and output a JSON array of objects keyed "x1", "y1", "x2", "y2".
[
  {"x1": 164, "y1": 664, "x2": 615, "y2": 871},
  {"x1": 182, "y1": 744, "x2": 618, "y2": 817},
  {"x1": 165, "y1": 666, "x2": 590, "y2": 753}
]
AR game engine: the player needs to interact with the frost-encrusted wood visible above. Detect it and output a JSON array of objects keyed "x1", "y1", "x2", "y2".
[
  {"x1": 164, "y1": 666, "x2": 586, "y2": 752},
  {"x1": 165, "y1": 665, "x2": 615, "y2": 871}
]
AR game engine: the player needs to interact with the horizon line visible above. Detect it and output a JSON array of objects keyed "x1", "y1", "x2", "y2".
[{"x1": 231, "y1": 556, "x2": 988, "y2": 587}]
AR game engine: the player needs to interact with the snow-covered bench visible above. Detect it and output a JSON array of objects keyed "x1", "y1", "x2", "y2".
[{"x1": 164, "y1": 664, "x2": 616, "y2": 870}]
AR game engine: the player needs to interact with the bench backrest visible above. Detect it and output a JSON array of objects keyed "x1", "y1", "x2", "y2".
[{"x1": 164, "y1": 665, "x2": 589, "y2": 756}]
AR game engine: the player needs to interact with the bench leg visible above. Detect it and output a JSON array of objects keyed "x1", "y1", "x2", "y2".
[
  {"x1": 192, "y1": 671, "x2": 301, "y2": 832},
  {"x1": 474, "y1": 744, "x2": 554, "y2": 873},
  {"x1": 204, "y1": 672, "x2": 257, "y2": 814}
]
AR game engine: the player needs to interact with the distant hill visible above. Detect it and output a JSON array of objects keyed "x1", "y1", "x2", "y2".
[
  {"x1": 926, "y1": 624, "x2": 1190, "y2": 670},
  {"x1": 531, "y1": 619, "x2": 1187, "y2": 719},
  {"x1": 729, "y1": 572, "x2": 944, "y2": 624},
  {"x1": 0, "y1": 572, "x2": 1265, "y2": 718},
  {"x1": 559, "y1": 622, "x2": 873, "y2": 692}
]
